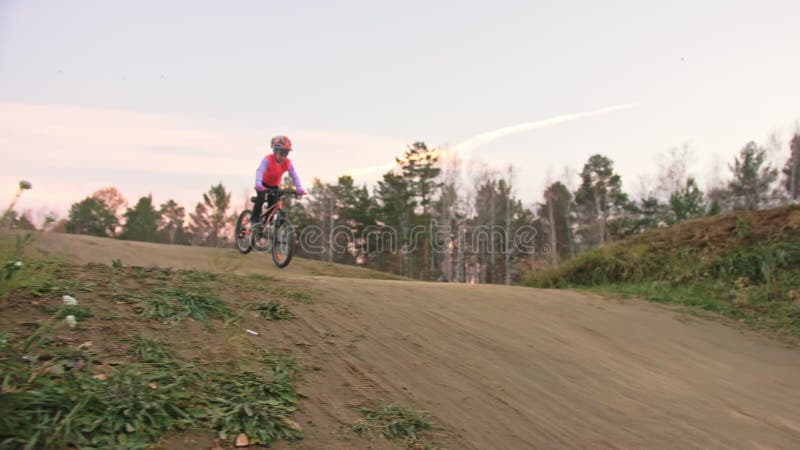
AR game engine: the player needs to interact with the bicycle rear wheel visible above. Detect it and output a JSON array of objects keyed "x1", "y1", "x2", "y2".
[
  {"x1": 234, "y1": 210, "x2": 253, "y2": 254},
  {"x1": 272, "y1": 219, "x2": 294, "y2": 268}
]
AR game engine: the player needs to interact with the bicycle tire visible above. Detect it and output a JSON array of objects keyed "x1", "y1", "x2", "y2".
[
  {"x1": 271, "y1": 219, "x2": 294, "y2": 268},
  {"x1": 234, "y1": 210, "x2": 253, "y2": 254},
  {"x1": 251, "y1": 223, "x2": 273, "y2": 253}
]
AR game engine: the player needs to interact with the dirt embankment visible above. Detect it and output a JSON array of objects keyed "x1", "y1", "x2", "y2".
[{"x1": 10, "y1": 231, "x2": 800, "y2": 449}]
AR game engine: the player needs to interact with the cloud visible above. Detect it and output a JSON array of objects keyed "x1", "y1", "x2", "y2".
[
  {"x1": 0, "y1": 102, "x2": 408, "y2": 215},
  {"x1": 451, "y1": 103, "x2": 638, "y2": 153},
  {"x1": 343, "y1": 103, "x2": 638, "y2": 177}
]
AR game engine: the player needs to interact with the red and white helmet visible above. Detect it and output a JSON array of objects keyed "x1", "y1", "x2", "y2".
[{"x1": 270, "y1": 135, "x2": 292, "y2": 152}]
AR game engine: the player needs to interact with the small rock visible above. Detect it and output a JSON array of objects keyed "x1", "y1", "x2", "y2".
[
  {"x1": 148, "y1": 382, "x2": 158, "y2": 389},
  {"x1": 282, "y1": 418, "x2": 302, "y2": 432},
  {"x1": 62, "y1": 295, "x2": 78, "y2": 306},
  {"x1": 234, "y1": 433, "x2": 249, "y2": 447},
  {"x1": 92, "y1": 373, "x2": 107, "y2": 381},
  {"x1": 65, "y1": 315, "x2": 77, "y2": 328},
  {"x1": 77, "y1": 341, "x2": 93, "y2": 350}
]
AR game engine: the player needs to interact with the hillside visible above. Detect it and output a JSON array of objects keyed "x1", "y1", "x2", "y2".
[
  {"x1": 2, "y1": 230, "x2": 800, "y2": 449},
  {"x1": 525, "y1": 205, "x2": 800, "y2": 336}
]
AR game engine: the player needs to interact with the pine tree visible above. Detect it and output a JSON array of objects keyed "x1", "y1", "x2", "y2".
[
  {"x1": 539, "y1": 181, "x2": 574, "y2": 264},
  {"x1": 782, "y1": 133, "x2": 800, "y2": 201},
  {"x1": 728, "y1": 142, "x2": 778, "y2": 211},
  {"x1": 158, "y1": 199, "x2": 189, "y2": 245},
  {"x1": 65, "y1": 197, "x2": 118, "y2": 237},
  {"x1": 668, "y1": 177, "x2": 706, "y2": 224},
  {"x1": 332, "y1": 176, "x2": 376, "y2": 265},
  {"x1": 398, "y1": 142, "x2": 441, "y2": 215},
  {"x1": 375, "y1": 171, "x2": 416, "y2": 276},
  {"x1": 573, "y1": 154, "x2": 629, "y2": 248},
  {"x1": 120, "y1": 195, "x2": 161, "y2": 242},
  {"x1": 188, "y1": 183, "x2": 232, "y2": 246}
]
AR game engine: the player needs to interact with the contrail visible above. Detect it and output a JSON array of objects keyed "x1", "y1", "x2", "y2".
[{"x1": 345, "y1": 103, "x2": 637, "y2": 176}]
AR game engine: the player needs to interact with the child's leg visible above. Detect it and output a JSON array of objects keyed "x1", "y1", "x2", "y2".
[
  {"x1": 265, "y1": 185, "x2": 279, "y2": 220},
  {"x1": 250, "y1": 189, "x2": 266, "y2": 223}
]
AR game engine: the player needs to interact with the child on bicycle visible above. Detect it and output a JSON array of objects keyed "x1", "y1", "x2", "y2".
[{"x1": 251, "y1": 135, "x2": 306, "y2": 226}]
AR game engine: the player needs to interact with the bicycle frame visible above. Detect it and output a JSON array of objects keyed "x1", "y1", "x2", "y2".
[
  {"x1": 260, "y1": 200, "x2": 282, "y2": 226},
  {"x1": 236, "y1": 189, "x2": 298, "y2": 266},
  {"x1": 258, "y1": 190, "x2": 290, "y2": 226}
]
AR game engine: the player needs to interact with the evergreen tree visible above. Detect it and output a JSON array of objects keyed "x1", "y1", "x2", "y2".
[
  {"x1": 158, "y1": 199, "x2": 189, "y2": 245},
  {"x1": 188, "y1": 183, "x2": 232, "y2": 246},
  {"x1": 396, "y1": 142, "x2": 442, "y2": 280},
  {"x1": 375, "y1": 171, "x2": 416, "y2": 276},
  {"x1": 303, "y1": 179, "x2": 338, "y2": 262},
  {"x1": 539, "y1": 181, "x2": 574, "y2": 263},
  {"x1": 668, "y1": 177, "x2": 706, "y2": 224},
  {"x1": 573, "y1": 154, "x2": 629, "y2": 247},
  {"x1": 0, "y1": 210, "x2": 36, "y2": 230},
  {"x1": 782, "y1": 133, "x2": 800, "y2": 201},
  {"x1": 398, "y1": 142, "x2": 441, "y2": 215},
  {"x1": 332, "y1": 176, "x2": 376, "y2": 265},
  {"x1": 728, "y1": 142, "x2": 778, "y2": 211},
  {"x1": 65, "y1": 197, "x2": 118, "y2": 237},
  {"x1": 120, "y1": 195, "x2": 161, "y2": 242}
]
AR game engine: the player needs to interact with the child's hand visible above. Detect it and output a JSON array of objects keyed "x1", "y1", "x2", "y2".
[{"x1": 296, "y1": 188, "x2": 307, "y2": 196}]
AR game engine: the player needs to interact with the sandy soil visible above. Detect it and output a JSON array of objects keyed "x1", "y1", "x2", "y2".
[{"x1": 15, "y1": 232, "x2": 800, "y2": 449}]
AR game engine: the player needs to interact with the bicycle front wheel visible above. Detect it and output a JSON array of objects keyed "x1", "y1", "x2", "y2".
[
  {"x1": 234, "y1": 210, "x2": 253, "y2": 254},
  {"x1": 272, "y1": 219, "x2": 294, "y2": 268}
]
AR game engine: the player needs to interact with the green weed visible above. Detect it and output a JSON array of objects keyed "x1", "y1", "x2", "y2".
[
  {"x1": 140, "y1": 288, "x2": 232, "y2": 329},
  {"x1": 42, "y1": 305, "x2": 94, "y2": 320},
  {"x1": 249, "y1": 301, "x2": 294, "y2": 320},
  {"x1": 0, "y1": 332, "x2": 303, "y2": 449},
  {"x1": 176, "y1": 269, "x2": 217, "y2": 283},
  {"x1": 128, "y1": 335, "x2": 175, "y2": 364},
  {"x1": 205, "y1": 369, "x2": 301, "y2": 445},
  {"x1": 352, "y1": 403, "x2": 433, "y2": 446}
]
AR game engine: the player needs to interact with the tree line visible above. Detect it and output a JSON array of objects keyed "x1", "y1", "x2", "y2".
[{"x1": 4, "y1": 133, "x2": 799, "y2": 284}]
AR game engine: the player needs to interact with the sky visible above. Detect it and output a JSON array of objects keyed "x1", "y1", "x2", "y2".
[{"x1": 1, "y1": 0, "x2": 799, "y2": 224}]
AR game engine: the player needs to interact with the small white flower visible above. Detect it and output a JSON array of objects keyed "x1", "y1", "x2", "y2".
[
  {"x1": 62, "y1": 295, "x2": 78, "y2": 306},
  {"x1": 65, "y1": 315, "x2": 77, "y2": 328},
  {"x1": 14, "y1": 261, "x2": 22, "y2": 268}
]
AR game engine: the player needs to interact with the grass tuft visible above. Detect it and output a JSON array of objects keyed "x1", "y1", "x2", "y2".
[
  {"x1": 140, "y1": 287, "x2": 232, "y2": 329},
  {"x1": 128, "y1": 335, "x2": 176, "y2": 364},
  {"x1": 352, "y1": 403, "x2": 433, "y2": 446},
  {"x1": 249, "y1": 301, "x2": 294, "y2": 320},
  {"x1": 0, "y1": 330, "x2": 303, "y2": 449}
]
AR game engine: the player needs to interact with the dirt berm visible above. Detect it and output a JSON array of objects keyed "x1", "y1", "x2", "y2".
[{"x1": 24, "y1": 232, "x2": 800, "y2": 449}]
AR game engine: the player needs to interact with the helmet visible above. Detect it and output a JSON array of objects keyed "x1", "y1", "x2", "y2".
[{"x1": 270, "y1": 135, "x2": 292, "y2": 152}]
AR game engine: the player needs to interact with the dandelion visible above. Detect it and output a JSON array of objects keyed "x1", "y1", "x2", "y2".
[
  {"x1": 3, "y1": 180, "x2": 33, "y2": 226},
  {"x1": 62, "y1": 295, "x2": 78, "y2": 306},
  {"x1": 3, "y1": 260, "x2": 23, "y2": 280}
]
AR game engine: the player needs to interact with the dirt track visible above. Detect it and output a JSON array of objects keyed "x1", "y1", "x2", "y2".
[{"x1": 24, "y1": 233, "x2": 800, "y2": 449}]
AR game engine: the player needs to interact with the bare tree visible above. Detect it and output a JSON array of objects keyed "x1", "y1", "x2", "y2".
[
  {"x1": 655, "y1": 143, "x2": 694, "y2": 201},
  {"x1": 92, "y1": 187, "x2": 128, "y2": 234}
]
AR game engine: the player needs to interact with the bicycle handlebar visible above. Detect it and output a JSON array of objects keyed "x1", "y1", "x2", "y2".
[{"x1": 263, "y1": 188, "x2": 301, "y2": 196}]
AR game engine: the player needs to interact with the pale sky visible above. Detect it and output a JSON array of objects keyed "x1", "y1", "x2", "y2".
[{"x1": 1, "y1": 0, "x2": 799, "y2": 223}]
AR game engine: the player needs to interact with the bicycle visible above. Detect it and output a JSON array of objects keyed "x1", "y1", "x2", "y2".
[{"x1": 234, "y1": 189, "x2": 298, "y2": 268}]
